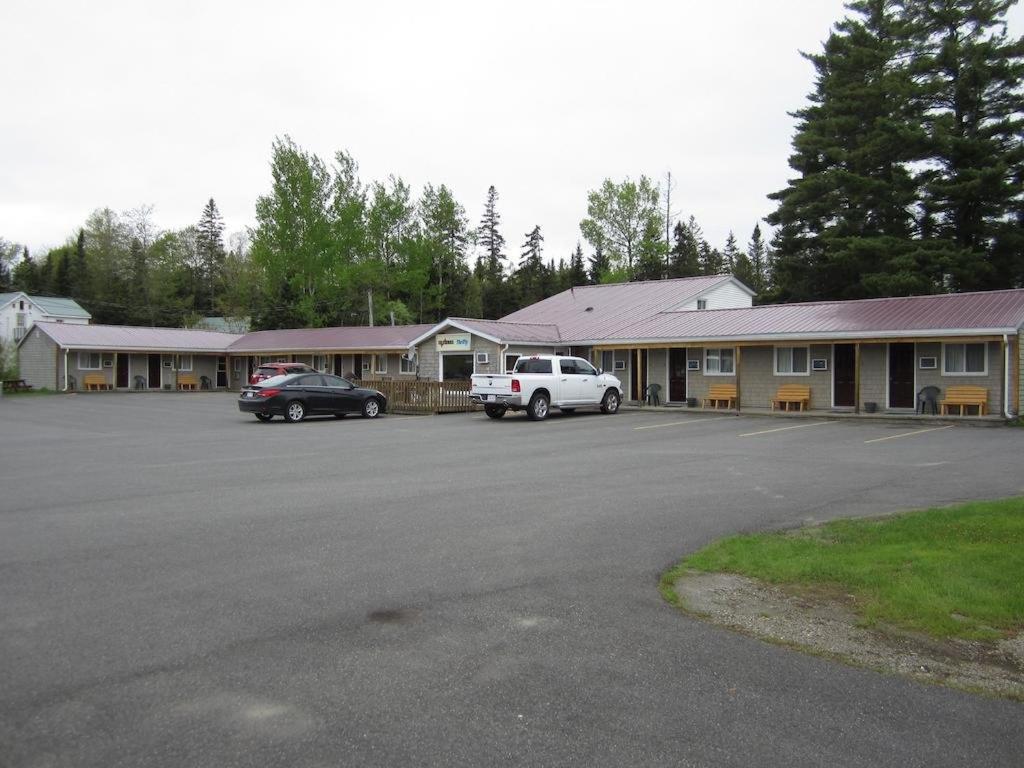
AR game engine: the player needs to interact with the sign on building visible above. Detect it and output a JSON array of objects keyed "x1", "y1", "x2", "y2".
[{"x1": 435, "y1": 333, "x2": 471, "y2": 351}]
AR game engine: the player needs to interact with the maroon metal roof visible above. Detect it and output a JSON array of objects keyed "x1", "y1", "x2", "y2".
[
  {"x1": 227, "y1": 324, "x2": 435, "y2": 353},
  {"x1": 30, "y1": 322, "x2": 241, "y2": 352},
  {"x1": 444, "y1": 318, "x2": 561, "y2": 343},
  {"x1": 602, "y1": 289, "x2": 1024, "y2": 343},
  {"x1": 499, "y1": 275, "x2": 735, "y2": 342}
]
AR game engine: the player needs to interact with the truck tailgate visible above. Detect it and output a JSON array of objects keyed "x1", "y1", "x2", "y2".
[{"x1": 470, "y1": 374, "x2": 514, "y2": 396}]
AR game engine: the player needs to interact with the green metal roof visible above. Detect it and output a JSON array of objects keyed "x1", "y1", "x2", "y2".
[{"x1": 1, "y1": 292, "x2": 91, "y2": 319}]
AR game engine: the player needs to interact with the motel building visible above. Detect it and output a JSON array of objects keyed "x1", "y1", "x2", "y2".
[{"x1": 16, "y1": 275, "x2": 1024, "y2": 419}]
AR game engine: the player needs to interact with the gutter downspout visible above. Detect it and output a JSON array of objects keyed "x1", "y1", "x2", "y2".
[
  {"x1": 64, "y1": 348, "x2": 69, "y2": 392},
  {"x1": 1004, "y1": 334, "x2": 1013, "y2": 419},
  {"x1": 501, "y1": 344, "x2": 509, "y2": 373}
]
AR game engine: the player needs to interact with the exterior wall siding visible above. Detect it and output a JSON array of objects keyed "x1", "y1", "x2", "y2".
[
  {"x1": 648, "y1": 349, "x2": 668, "y2": 401},
  {"x1": 675, "y1": 281, "x2": 753, "y2": 311},
  {"x1": 16, "y1": 329, "x2": 58, "y2": 389}
]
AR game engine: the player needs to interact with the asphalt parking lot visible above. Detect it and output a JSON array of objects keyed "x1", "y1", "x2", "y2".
[{"x1": 1, "y1": 393, "x2": 1023, "y2": 767}]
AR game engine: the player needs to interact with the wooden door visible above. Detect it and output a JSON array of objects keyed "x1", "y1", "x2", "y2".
[
  {"x1": 148, "y1": 354, "x2": 162, "y2": 389},
  {"x1": 216, "y1": 357, "x2": 228, "y2": 388},
  {"x1": 116, "y1": 355, "x2": 130, "y2": 389},
  {"x1": 669, "y1": 349, "x2": 687, "y2": 402},
  {"x1": 833, "y1": 344, "x2": 856, "y2": 407},
  {"x1": 888, "y1": 343, "x2": 915, "y2": 408}
]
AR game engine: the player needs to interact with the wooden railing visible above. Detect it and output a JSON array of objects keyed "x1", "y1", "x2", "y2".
[{"x1": 362, "y1": 378, "x2": 478, "y2": 414}]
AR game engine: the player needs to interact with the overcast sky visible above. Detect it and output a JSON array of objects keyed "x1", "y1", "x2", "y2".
[{"x1": 3, "y1": 1, "x2": 1022, "y2": 265}]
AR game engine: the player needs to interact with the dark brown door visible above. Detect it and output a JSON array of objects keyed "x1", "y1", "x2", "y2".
[
  {"x1": 148, "y1": 354, "x2": 162, "y2": 388},
  {"x1": 116, "y1": 355, "x2": 130, "y2": 389},
  {"x1": 833, "y1": 344, "x2": 855, "y2": 407},
  {"x1": 333, "y1": 354, "x2": 343, "y2": 376},
  {"x1": 352, "y1": 354, "x2": 364, "y2": 380},
  {"x1": 669, "y1": 348, "x2": 687, "y2": 402},
  {"x1": 216, "y1": 357, "x2": 228, "y2": 388},
  {"x1": 888, "y1": 343, "x2": 915, "y2": 408}
]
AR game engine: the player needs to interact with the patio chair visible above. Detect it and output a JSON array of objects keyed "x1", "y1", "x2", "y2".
[
  {"x1": 917, "y1": 385, "x2": 940, "y2": 415},
  {"x1": 133, "y1": 375, "x2": 146, "y2": 390},
  {"x1": 645, "y1": 382, "x2": 662, "y2": 407},
  {"x1": 200, "y1": 375, "x2": 212, "y2": 390}
]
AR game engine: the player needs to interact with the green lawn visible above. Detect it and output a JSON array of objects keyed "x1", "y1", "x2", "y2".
[{"x1": 662, "y1": 498, "x2": 1024, "y2": 641}]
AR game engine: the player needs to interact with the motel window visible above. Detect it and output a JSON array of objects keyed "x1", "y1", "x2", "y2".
[
  {"x1": 375, "y1": 355, "x2": 388, "y2": 374},
  {"x1": 78, "y1": 352, "x2": 101, "y2": 370},
  {"x1": 601, "y1": 351, "x2": 614, "y2": 374},
  {"x1": 505, "y1": 354, "x2": 519, "y2": 373},
  {"x1": 313, "y1": 354, "x2": 328, "y2": 372},
  {"x1": 696, "y1": 298, "x2": 708, "y2": 310},
  {"x1": 177, "y1": 355, "x2": 193, "y2": 372},
  {"x1": 400, "y1": 355, "x2": 416, "y2": 374},
  {"x1": 943, "y1": 343, "x2": 986, "y2": 375},
  {"x1": 774, "y1": 346, "x2": 809, "y2": 375},
  {"x1": 704, "y1": 348, "x2": 735, "y2": 375}
]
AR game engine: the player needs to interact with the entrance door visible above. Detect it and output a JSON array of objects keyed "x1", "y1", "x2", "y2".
[
  {"x1": 116, "y1": 355, "x2": 130, "y2": 389},
  {"x1": 333, "y1": 354, "x2": 343, "y2": 376},
  {"x1": 630, "y1": 350, "x2": 648, "y2": 401},
  {"x1": 216, "y1": 357, "x2": 228, "y2": 388},
  {"x1": 833, "y1": 344, "x2": 856, "y2": 407},
  {"x1": 148, "y1": 354, "x2": 162, "y2": 389},
  {"x1": 669, "y1": 349, "x2": 687, "y2": 402},
  {"x1": 353, "y1": 354, "x2": 364, "y2": 380},
  {"x1": 441, "y1": 354, "x2": 474, "y2": 382},
  {"x1": 888, "y1": 343, "x2": 915, "y2": 408}
]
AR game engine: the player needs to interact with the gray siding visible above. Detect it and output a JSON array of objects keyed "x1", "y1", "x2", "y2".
[
  {"x1": 17, "y1": 329, "x2": 58, "y2": 389},
  {"x1": 737, "y1": 345, "x2": 832, "y2": 410}
]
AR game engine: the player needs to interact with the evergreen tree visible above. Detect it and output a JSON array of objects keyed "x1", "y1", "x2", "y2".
[
  {"x1": 722, "y1": 232, "x2": 741, "y2": 274},
  {"x1": 906, "y1": 0, "x2": 1024, "y2": 290},
  {"x1": 11, "y1": 250, "x2": 40, "y2": 293},
  {"x1": 698, "y1": 241, "x2": 724, "y2": 276},
  {"x1": 587, "y1": 240, "x2": 611, "y2": 284},
  {"x1": 513, "y1": 226, "x2": 549, "y2": 306},
  {"x1": 767, "y1": 0, "x2": 930, "y2": 301},
  {"x1": 667, "y1": 220, "x2": 700, "y2": 278},
  {"x1": 568, "y1": 242, "x2": 588, "y2": 286},
  {"x1": 419, "y1": 183, "x2": 469, "y2": 320},
  {"x1": 746, "y1": 224, "x2": 768, "y2": 294},
  {"x1": 195, "y1": 198, "x2": 226, "y2": 313},
  {"x1": 475, "y1": 185, "x2": 513, "y2": 318},
  {"x1": 72, "y1": 228, "x2": 88, "y2": 302}
]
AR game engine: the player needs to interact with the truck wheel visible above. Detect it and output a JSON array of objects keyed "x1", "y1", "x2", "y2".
[
  {"x1": 484, "y1": 405, "x2": 507, "y2": 419},
  {"x1": 601, "y1": 390, "x2": 620, "y2": 414},
  {"x1": 527, "y1": 393, "x2": 550, "y2": 421}
]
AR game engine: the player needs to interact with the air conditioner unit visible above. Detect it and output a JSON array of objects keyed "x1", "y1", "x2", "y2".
[{"x1": 475, "y1": 352, "x2": 489, "y2": 364}]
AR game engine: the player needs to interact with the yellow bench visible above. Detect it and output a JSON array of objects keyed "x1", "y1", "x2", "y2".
[
  {"x1": 772, "y1": 384, "x2": 811, "y2": 411},
  {"x1": 940, "y1": 386, "x2": 988, "y2": 416},
  {"x1": 702, "y1": 383, "x2": 737, "y2": 409},
  {"x1": 177, "y1": 373, "x2": 199, "y2": 391},
  {"x1": 83, "y1": 373, "x2": 111, "y2": 391}
]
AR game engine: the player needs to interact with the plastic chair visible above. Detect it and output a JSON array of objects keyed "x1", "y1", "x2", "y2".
[
  {"x1": 645, "y1": 382, "x2": 662, "y2": 407},
  {"x1": 67, "y1": 375, "x2": 77, "y2": 391},
  {"x1": 133, "y1": 375, "x2": 146, "y2": 390},
  {"x1": 200, "y1": 375, "x2": 212, "y2": 390},
  {"x1": 917, "y1": 385, "x2": 940, "y2": 415}
]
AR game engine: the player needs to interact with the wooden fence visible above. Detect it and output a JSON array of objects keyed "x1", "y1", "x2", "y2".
[{"x1": 364, "y1": 378, "x2": 478, "y2": 414}]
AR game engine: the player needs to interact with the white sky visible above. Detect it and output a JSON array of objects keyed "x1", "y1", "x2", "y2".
[{"x1": 3, "y1": 1, "x2": 1021, "y2": 265}]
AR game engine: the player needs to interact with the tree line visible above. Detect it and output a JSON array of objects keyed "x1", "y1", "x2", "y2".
[{"x1": 1, "y1": 0, "x2": 1019, "y2": 329}]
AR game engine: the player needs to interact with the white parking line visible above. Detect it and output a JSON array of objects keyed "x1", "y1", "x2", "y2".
[
  {"x1": 864, "y1": 424, "x2": 955, "y2": 444},
  {"x1": 737, "y1": 421, "x2": 834, "y2": 437},
  {"x1": 634, "y1": 416, "x2": 734, "y2": 431}
]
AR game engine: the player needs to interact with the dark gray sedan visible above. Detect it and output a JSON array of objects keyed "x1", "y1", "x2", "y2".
[{"x1": 238, "y1": 373, "x2": 387, "y2": 422}]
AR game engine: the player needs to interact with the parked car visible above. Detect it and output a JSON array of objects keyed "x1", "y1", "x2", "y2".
[
  {"x1": 249, "y1": 362, "x2": 314, "y2": 385},
  {"x1": 238, "y1": 373, "x2": 386, "y2": 422},
  {"x1": 469, "y1": 354, "x2": 622, "y2": 420}
]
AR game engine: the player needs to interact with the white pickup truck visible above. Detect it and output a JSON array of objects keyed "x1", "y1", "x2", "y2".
[{"x1": 470, "y1": 354, "x2": 622, "y2": 420}]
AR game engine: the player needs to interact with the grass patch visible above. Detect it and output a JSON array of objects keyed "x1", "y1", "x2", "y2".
[
  {"x1": 661, "y1": 498, "x2": 1024, "y2": 641},
  {"x1": 1, "y1": 387, "x2": 58, "y2": 396}
]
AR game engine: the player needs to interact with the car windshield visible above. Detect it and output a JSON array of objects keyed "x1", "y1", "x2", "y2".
[{"x1": 514, "y1": 358, "x2": 553, "y2": 374}]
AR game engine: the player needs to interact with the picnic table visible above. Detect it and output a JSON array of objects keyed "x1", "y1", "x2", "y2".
[{"x1": 2, "y1": 379, "x2": 33, "y2": 393}]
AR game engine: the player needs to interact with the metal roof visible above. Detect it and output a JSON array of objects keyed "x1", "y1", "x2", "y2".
[
  {"x1": 499, "y1": 275, "x2": 736, "y2": 342},
  {"x1": 227, "y1": 324, "x2": 435, "y2": 353},
  {"x1": 0, "y1": 292, "x2": 91, "y2": 319},
  {"x1": 407, "y1": 317, "x2": 562, "y2": 347},
  {"x1": 29, "y1": 322, "x2": 241, "y2": 352},
  {"x1": 598, "y1": 289, "x2": 1024, "y2": 344}
]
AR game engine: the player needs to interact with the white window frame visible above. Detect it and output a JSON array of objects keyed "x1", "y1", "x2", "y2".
[
  {"x1": 505, "y1": 354, "x2": 520, "y2": 373},
  {"x1": 312, "y1": 354, "x2": 329, "y2": 372},
  {"x1": 78, "y1": 351, "x2": 102, "y2": 370},
  {"x1": 400, "y1": 355, "x2": 416, "y2": 375},
  {"x1": 704, "y1": 348, "x2": 735, "y2": 376},
  {"x1": 177, "y1": 354, "x2": 193, "y2": 372},
  {"x1": 773, "y1": 346, "x2": 810, "y2": 376},
  {"x1": 941, "y1": 342, "x2": 987, "y2": 376},
  {"x1": 375, "y1": 354, "x2": 388, "y2": 375},
  {"x1": 696, "y1": 298, "x2": 708, "y2": 310}
]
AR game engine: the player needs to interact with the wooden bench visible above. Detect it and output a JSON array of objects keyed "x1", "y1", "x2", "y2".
[
  {"x1": 2, "y1": 379, "x2": 32, "y2": 392},
  {"x1": 177, "y1": 373, "x2": 199, "y2": 391},
  {"x1": 702, "y1": 383, "x2": 737, "y2": 409},
  {"x1": 83, "y1": 373, "x2": 111, "y2": 391},
  {"x1": 772, "y1": 384, "x2": 811, "y2": 411},
  {"x1": 940, "y1": 386, "x2": 988, "y2": 416}
]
